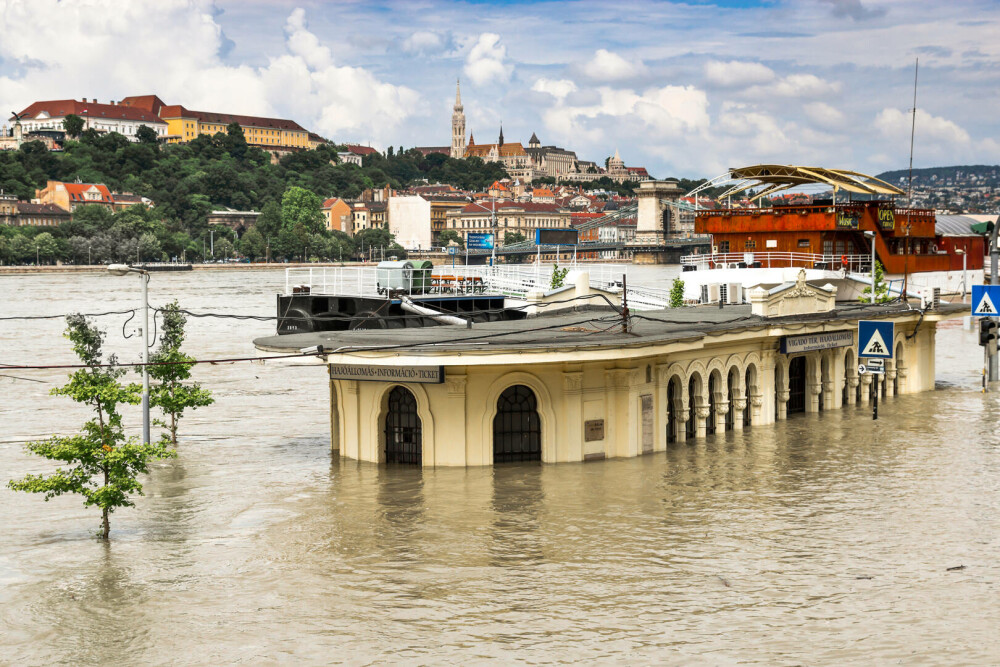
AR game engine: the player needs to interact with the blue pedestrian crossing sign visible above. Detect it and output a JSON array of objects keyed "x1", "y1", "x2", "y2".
[
  {"x1": 858, "y1": 320, "x2": 894, "y2": 359},
  {"x1": 972, "y1": 285, "x2": 1000, "y2": 317}
]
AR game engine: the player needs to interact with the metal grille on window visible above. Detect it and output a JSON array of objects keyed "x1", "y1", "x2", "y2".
[
  {"x1": 385, "y1": 386, "x2": 422, "y2": 465},
  {"x1": 493, "y1": 385, "x2": 541, "y2": 463}
]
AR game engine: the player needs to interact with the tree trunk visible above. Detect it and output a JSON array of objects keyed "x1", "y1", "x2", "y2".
[
  {"x1": 101, "y1": 465, "x2": 110, "y2": 539},
  {"x1": 171, "y1": 414, "x2": 177, "y2": 445}
]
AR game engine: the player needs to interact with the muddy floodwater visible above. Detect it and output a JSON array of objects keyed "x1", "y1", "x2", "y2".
[{"x1": 1, "y1": 268, "x2": 998, "y2": 664}]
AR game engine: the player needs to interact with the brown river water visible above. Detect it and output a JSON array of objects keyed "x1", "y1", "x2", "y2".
[{"x1": 1, "y1": 267, "x2": 998, "y2": 664}]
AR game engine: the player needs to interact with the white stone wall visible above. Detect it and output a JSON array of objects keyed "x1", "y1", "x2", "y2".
[{"x1": 388, "y1": 195, "x2": 432, "y2": 250}]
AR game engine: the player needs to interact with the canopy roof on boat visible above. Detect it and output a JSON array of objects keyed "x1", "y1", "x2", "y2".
[{"x1": 686, "y1": 164, "x2": 905, "y2": 203}]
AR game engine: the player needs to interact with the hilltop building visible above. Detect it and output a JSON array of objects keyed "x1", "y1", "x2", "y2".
[
  {"x1": 10, "y1": 99, "x2": 167, "y2": 142},
  {"x1": 443, "y1": 79, "x2": 650, "y2": 184}
]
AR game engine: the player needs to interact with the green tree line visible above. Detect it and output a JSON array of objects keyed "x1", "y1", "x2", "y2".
[{"x1": 0, "y1": 121, "x2": 508, "y2": 264}]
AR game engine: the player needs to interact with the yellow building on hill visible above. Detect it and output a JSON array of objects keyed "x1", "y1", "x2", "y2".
[{"x1": 119, "y1": 95, "x2": 311, "y2": 149}]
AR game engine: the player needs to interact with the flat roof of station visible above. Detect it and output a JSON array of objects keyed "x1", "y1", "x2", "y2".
[{"x1": 254, "y1": 301, "x2": 965, "y2": 361}]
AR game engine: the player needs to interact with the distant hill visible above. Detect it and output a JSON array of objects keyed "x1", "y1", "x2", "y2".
[{"x1": 877, "y1": 165, "x2": 1000, "y2": 185}]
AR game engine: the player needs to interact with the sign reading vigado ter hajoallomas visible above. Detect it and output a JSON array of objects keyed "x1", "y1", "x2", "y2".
[
  {"x1": 780, "y1": 330, "x2": 853, "y2": 354},
  {"x1": 328, "y1": 364, "x2": 445, "y2": 383}
]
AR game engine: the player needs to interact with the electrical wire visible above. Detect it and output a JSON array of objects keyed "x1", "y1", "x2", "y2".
[
  {"x1": 0, "y1": 308, "x2": 137, "y2": 321},
  {"x1": 0, "y1": 350, "x2": 323, "y2": 371}
]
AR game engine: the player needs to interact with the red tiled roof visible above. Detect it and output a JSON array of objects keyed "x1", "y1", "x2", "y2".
[
  {"x1": 344, "y1": 144, "x2": 377, "y2": 155},
  {"x1": 626, "y1": 167, "x2": 651, "y2": 176},
  {"x1": 61, "y1": 183, "x2": 113, "y2": 203},
  {"x1": 13, "y1": 100, "x2": 165, "y2": 124},
  {"x1": 118, "y1": 95, "x2": 166, "y2": 115},
  {"x1": 157, "y1": 104, "x2": 307, "y2": 132}
]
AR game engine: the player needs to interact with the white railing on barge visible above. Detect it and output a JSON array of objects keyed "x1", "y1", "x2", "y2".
[
  {"x1": 680, "y1": 252, "x2": 871, "y2": 273},
  {"x1": 284, "y1": 262, "x2": 628, "y2": 301}
]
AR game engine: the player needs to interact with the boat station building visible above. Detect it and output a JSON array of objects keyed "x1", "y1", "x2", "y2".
[{"x1": 255, "y1": 272, "x2": 964, "y2": 467}]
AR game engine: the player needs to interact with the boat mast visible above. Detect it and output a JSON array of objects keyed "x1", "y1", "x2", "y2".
[{"x1": 907, "y1": 58, "x2": 919, "y2": 205}]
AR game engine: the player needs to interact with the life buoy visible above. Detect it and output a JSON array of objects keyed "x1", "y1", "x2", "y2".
[
  {"x1": 930, "y1": 243, "x2": 938, "y2": 254},
  {"x1": 841, "y1": 255, "x2": 848, "y2": 267}
]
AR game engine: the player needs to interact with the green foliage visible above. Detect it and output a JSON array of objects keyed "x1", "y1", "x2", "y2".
[
  {"x1": 0, "y1": 134, "x2": 511, "y2": 264},
  {"x1": 63, "y1": 114, "x2": 84, "y2": 138},
  {"x1": 238, "y1": 226, "x2": 267, "y2": 260},
  {"x1": 135, "y1": 125, "x2": 159, "y2": 145},
  {"x1": 438, "y1": 229, "x2": 464, "y2": 248},
  {"x1": 860, "y1": 260, "x2": 893, "y2": 303},
  {"x1": 669, "y1": 277, "x2": 685, "y2": 308},
  {"x1": 7, "y1": 315, "x2": 175, "y2": 538},
  {"x1": 550, "y1": 263, "x2": 569, "y2": 290},
  {"x1": 148, "y1": 302, "x2": 214, "y2": 445},
  {"x1": 503, "y1": 231, "x2": 526, "y2": 246},
  {"x1": 281, "y1": 186, "x2": 324, "y2": 235}
]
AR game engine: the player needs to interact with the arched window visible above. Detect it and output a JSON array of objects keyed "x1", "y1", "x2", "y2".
[
  {"x1": 493, "y1": 385, "x2": 541, "y2": 463},
  {"x1": 707, "y1": 373, "x2": 718, "y2": 435},
  {"x1": 667, "y1": 377, "x2": 678, "y2": 444},
  {"x1": 384, "y1": 386, "x2": 421, "y2": 465},
  {"x1": 788, "y1": 357, "x2": 807, "y2": 414},
  {"x1": 744, "y1": 366, "x2": 753, "y2": 427}
]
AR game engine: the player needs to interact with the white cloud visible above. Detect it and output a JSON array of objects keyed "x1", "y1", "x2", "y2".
[
  {"x1": 402, "y1": 31, "x2": 444, "y2": 54},
  {"x1": 704, "y1": 60, "x2": 776, "y2": 87},
  {"x1": 763, "y1": 74, "x2": 841, "y2": 98},
  {"x1": 803, "y1": 102, "x2": 846, "y2": 126},
  {"x1": 531, "y1": 78, "x2": 577, "y2": 100},
  {"x1": 580, "y1": 49, "x2": 646, "y2": 81},
  {"x1": 464, "y1": 33, "x2": 511, "y2": 85},
  {"x1": 0, "y1": 1, "x2": 419, "y2": 144},
  {"x1": 875, "y1": 107, "x2": 970, "y2": 144}
]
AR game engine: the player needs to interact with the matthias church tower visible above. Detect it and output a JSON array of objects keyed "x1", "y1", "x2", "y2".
[{"x1": 450, "y1": 79, "x2": 466, "y2": 159}]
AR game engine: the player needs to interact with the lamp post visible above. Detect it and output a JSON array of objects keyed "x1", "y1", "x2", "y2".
[
  {"x1": 107, "y1": 264, "x2": 151, "y2": 446},
  {"x1": 956, "y1": 248, "x2": 967, "y2": 299},
  {"x1": 863, "y1": 230, "x2": 876, "y2": 304}
]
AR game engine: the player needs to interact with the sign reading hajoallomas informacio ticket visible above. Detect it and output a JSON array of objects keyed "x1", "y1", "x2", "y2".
[
  {"x1": 328, "y1": 364, "x2": 445, "y2": 383},
  {"x1": 780, "y1": 330, "x2": 853, "y2": 354}
]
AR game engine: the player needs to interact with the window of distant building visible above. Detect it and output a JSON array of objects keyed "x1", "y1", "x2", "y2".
[
  {"x1": 797, "y1": 239, "x2": 810, "y2": 248},
  {"x1": 744, "y1": 239, "x2": 756, "y2": 250},
  {"x1": 718, "y1": 240, "x2": 730, "y2": 253}
]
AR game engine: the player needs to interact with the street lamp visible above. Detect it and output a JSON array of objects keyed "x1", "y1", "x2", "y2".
[
  {"x1": 956, "y1": 248, "x2": 967, "y2": 299},
  {"x1": 107, "y1": 264, "x2": 151, "y2": 446},
  {"x1": 863, "y1": 230, "x2": 876, "y2": 304}
]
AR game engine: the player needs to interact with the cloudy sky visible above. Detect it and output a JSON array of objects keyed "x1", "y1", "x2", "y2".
[{"x1": 1, "y1": 0, "x2": 998, "y2": 178}]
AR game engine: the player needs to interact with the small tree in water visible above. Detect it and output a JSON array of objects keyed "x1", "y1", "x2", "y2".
[
  {"x1": 148, "y1": 301, "x2": 214, "y2": 445},
  {"x1": 669, "y1": 277, "x2": 685, "y2": 308},
  {"x1": 859, "y1": 260, "x2": 893, "y2": 303},
  {"x1": 550, "y1": 263, "x2": 570, "y2": 290},
  {"x1": 8, "y1": 315, "x2": 175, "y2": 539}
]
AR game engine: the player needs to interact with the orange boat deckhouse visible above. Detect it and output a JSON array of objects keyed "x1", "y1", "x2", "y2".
[{"x1": 691, "y1": 165, "x2": 983, "y2": 275}]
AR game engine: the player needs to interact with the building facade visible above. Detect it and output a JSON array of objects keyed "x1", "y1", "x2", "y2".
[
  {"x1": 446, "y1": 201, "x2": 572, "y2": 244},
  {"x1": 11, "y1": 99, "x2": 167, "y2": 142},
  {"x1": 35, "y1": 181, "x2": 114, "y2": 212}
]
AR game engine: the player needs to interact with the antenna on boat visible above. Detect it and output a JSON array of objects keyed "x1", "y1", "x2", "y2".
[{"x1": 906, "y1": 58, "x2": 919, "y2": 205}]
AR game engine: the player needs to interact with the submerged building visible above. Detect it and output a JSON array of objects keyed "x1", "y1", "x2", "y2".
[{"x1": 255, "y1": 270, "x2": 962, "y2": 467}]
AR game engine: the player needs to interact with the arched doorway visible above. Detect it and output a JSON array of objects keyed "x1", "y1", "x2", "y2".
[
  {"x1": 687, "y1": 376, "x2": 698, "y2": 440},
  {"x1": 787, "y1": 356, "x2": 807, "y2": 414},
  {"x1": 726, "y1": 368, "x2": 738, "y2": 431},
  {"x1": 744, "y1": 366, "x2": 754, "y2": 427},
  {"x1": 707, "y1": 373, "x2": 718, "y2": 436},
  {"x1": 667, "y1": 377, "x2": 679, "y2": 444},
  {"x1": 493, "y1": 385, "x2": 541, "y2": 463},
  {"x1": 384, "y1": 386, "x2": 422, "y2": 465},
  {"x1": 819, "y1": 355, "x2": 830, "y2": 411}
]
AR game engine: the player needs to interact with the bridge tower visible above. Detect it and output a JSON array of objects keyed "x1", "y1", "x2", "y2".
[{"x1": 636, "y1": 180, "x2": 683, "y2": 245}]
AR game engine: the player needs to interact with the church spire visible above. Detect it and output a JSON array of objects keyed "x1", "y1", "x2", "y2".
[
  {"x1": 455, "y1": 78, "x2": 462, "y2": 108},
  {"x1": 498, "y1": 123, "x2": 504, "y2": 146}
]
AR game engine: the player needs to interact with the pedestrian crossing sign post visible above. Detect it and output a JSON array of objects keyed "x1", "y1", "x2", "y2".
[
  {"x1": 858, "y1": 320, "x2": 893, "y2": 359},
  {"x1": 972, "y1": 285, "x2": 1000, "y2": 317}
]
